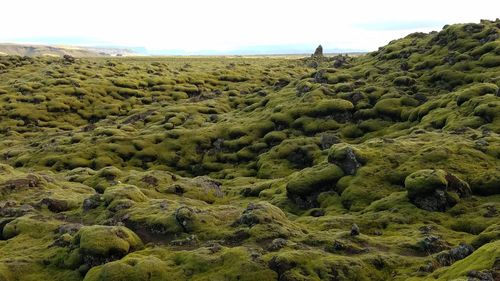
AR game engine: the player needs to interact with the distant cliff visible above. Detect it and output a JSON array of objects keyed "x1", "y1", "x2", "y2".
[{"x1": 0, "y1": 43, "x2": 137, "y2": 57}]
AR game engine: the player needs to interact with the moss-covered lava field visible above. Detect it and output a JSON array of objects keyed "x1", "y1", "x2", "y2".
[{"x1": 0, "y1": 20, "x2": 499, "y2": 281}]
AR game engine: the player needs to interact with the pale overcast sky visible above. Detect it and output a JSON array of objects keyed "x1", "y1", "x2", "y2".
[{"x1": 1, "y1": 0, "x2": 499, "y2": 54}]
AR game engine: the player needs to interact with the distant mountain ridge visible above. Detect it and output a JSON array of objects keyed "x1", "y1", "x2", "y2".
[{"x1": 0, "y1": 43, "x2": 137, "y2": 57}]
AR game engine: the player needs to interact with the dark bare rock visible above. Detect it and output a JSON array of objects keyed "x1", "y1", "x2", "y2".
[
  {"x1": 63, "y1": 54, "x2": 75, "y2": 64},
  {"x1": 435, "y1": 243, "x2": 474, "y2": 266},
  {"x1": 82, "y1": 194, "x2": 104, "y2": 211},
  {"x1": 313, "y1": 45, "x2": 323, "y2": 57},
  {"x1": 414, "y1": 235, "x2": 450, "y2": 254}
]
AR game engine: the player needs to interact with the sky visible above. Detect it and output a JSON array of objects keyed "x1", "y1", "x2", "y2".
[{"x1": 1, "y1": 0, "x2": 499, "y2": 54}]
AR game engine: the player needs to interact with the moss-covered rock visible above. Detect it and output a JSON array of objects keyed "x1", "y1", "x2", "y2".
[
  {"x1": 83, "y1": 256, "x2": 170, "y2": 281},
  {"x1": 328, "y1": 144, "x2": 364, "y2": 175},
  {"x1": 433, "y1": 240, "x2": 500, "y2": 280},
  {"x1": 405, "y1": 169, "x2": 471, "y2": 211},
  {"x1": 72, "y1": 225, "x2": 143, "y2": 265},
  {"x1": 405, "y1": 169, "x2": 449, "y2": 198},
  {"x1": 286, "y1": 163, "x2": 344, "y2": 207},
  {"x1": 103, "y1": 184, "x2": 147, "y2": 205}
]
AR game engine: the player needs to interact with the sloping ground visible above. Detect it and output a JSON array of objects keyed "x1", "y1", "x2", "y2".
[{"x1": 0, "y1": 19, "x2": 499, "y2": 281}]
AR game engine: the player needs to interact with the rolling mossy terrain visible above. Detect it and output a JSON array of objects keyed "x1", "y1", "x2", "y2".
[{"x1": 0, "y1": 19, "x2": 499, "y2": 281}]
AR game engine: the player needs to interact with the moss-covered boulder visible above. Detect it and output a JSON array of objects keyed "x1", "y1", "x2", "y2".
[
  {"x1": 327, "y1": 145, "x2": 364, "y2": 175},
  {"x1": 68, "y1": 225, "x2": 143, "y2": 268},
  {"x1": 286, "y1": 163, "x2": 344, "y2": 208},
  {"x1": 83, "y1": 256, "x2": 170, "y2": 281},
  {"x1": 103, "y1": 184, "x2": 147, "y2": 205},
  {"x1": 469, "y1": 171, "x2": 500, "y2": 195},
  {"x1": 233, "y1": 202, "x2": 301, "y2": 241},
  {"x1": 405, "y1": 169, "x2": 471, "y2": 211},
  {"x1": 405, "y1": 169, "x2": 448, "y2": 198}
]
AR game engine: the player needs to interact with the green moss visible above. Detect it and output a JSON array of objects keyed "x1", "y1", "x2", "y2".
[
  {"x1": 74, "y1": 225, "x2": 143, "y2": 257},
  {"x1": 112, "y1": 78, "x2": 139, "y2": 89},
  {"x1": 270, "y1": 113, "x2": 294, "y2": 128},
  {"x1": 469, "y1": 171, "x2": 500, "y2": 195},
  {"x1": 358, "y1": 119, "x2": 392, "y2": 132},
  {"x1": 472, "y1": 224, "x2": 500, "y2": 248},
  {"x1": 479, "y1": 53, "x2": 500, "y2": 67},
  {"x1": 103, "y1": 184, "x2": 147, "y2": 204},
  {"x1": 292, "y1": 116, "x2": 340, "y2": 134},
  {"x1": 340, "y1": 124, "x2": 364, "y2": 138},
  {"x1": 2, "y1": 216, "x2": 59, "y2": 239},
  {"x1": 263, "y1": 131, "x2": 287, "y2": 145},
  {"x1": 305, "y1": 99, "x2": 354, "y2": 117},
  {"x1": 374, "y1": 98, "x2": 403, "y2": 119},
  {"x1": 393, "y1": 76, "x2": 416, "y2": 86},
  {"x1": 286, "y1": 163, "x2": 344, "y2": 198},
  {"x1": 404, "y1": 169, "x2": 448, "y2": 198},
  {"x1": 456, "y1": 83, "x2": 498, "y2": 105},
  {"x1": 324, "y1": 73, "x2": 352, "y2": 84},
  {"x1": 83, "y1": 256, "x2": 171, "y2": 281}
]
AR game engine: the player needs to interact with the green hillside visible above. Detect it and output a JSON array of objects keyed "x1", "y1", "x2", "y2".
[{"x1": 0, "y1": 19, "x2": 499, "y2": 281}]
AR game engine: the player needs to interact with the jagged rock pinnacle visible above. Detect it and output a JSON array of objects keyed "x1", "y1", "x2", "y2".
[{"x1": 313, "y1": 44, "x2": 323, "y2": 57}]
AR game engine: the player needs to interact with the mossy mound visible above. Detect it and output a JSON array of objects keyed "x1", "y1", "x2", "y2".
[
  {"x1": 405, "y1": 169, "x2": 471, "y2": 211},
  {"x1": 83, "y1": 256, "x2": 170, "y2": 281},
  {"x1": 286, "y1": 163, "x2": 344, "y2": 208},
  {"x1": 103, "y1": 184, "x2": 147, "y2": 205},
  {"x1": 72, "y1": 225, "x2": 143, "y2": 265}
]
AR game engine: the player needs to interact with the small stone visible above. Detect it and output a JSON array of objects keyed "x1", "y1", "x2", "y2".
[
  {"x1": 320, "y1": 133, "x2": 339, "y2": 150},
  {"x1": 63, "y1": 54, "x2": 76, "y2": 64},
  {"x1": 82, "y1": 194, "x2": 102, "y2": 211},
  {"x1": 268, "y1": 238, "x2": 288, "y2": 251},
  {"x1": 351, "y1": 223, "x2": 360, "y2": 236},
  {"x1": 206, "y1": 242, "x2": 222, "y2": 253},
  {"x1": 57, "y1": 223, "x2": 83, "y2": 235},
  {"x1": 310, "y1": 209, "x2": 325, "y2": 217}
]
